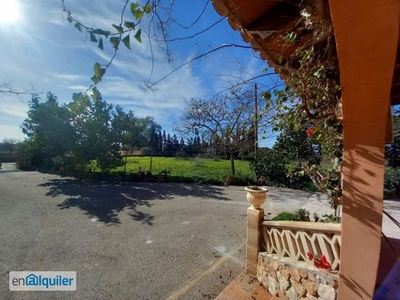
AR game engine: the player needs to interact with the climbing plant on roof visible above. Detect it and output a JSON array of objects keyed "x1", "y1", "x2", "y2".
[{"x1": 264, "y1": 1, "x2": 343, "y2": 211}]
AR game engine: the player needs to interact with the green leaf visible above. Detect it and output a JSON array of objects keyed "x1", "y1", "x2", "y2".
[
  {"x1": 92, "y1": 29, "x2": 110, "y2": 38},
  {"x1": 71, "y1": 93, "x2": 91, "y2": 111},
  {"x1": 144, "y1": 4, "x2": 152, "y2": 14},
  {"x1": 112, "y1": 24, "x2": 124, "y2": 34},
  {"x1": 285, "y1": 31, "x2": 297, "y2": 44},
  {"x1": 110, "y1": 37, "x2": 120, "y2": 49},
  {"x1": 134, "y1": 29, "x2": 142, "y2": 43},
  {"x1": 74, "y1": 22, "x2": 82, "y2": 32},
  {"x1": 124, "y1": 21, "x2": 136, "y2": 30},
  {"x1": 278, "y1": 55, "x2": 283, "y2": 64},
  {"x1": 90, "y1": 32, "x2": 97, "y2": 42},
  {"x1": 68, "y1": 101, "x2": 77, "y2": 113},
  {"x1": 83, "y1": 95, "x2": 90, "y2": 107},
  {"x1": 134, "y1": 9, "x2": 144, "y2": 19},
  {"x1": 91, "y1": 63, "x2": 105, "y2": 84},
  {"x1": 131, "y1": 3, "x2": 144, "y2": 20},
  {"x1": 262, "y1": 91, "x2": 272, "y2": 101},
  {"x1": 67, "y1": 16, "x2": 73, "y2": 23},
  {"x1": 93, "y1": 62, "x2": 102, "y2": 78},
  {"x1": 130, "y1": 2, "x2": 139, "y2": 13},
  {"x1": 72, "y1": 92, "x2": 82, "y2": 102},
  {"x1": 91, "y1": 75, "x2": 100, "y2": 84},
  {"x1": 122, "y1": 34, "x2": 131, "y2": 50},
  {"x1": 98, "y1": 37, "x2": 104, "y2": 50},
  {"x1": 92, "y1": 86, "x2": 100, "y2": 101}
]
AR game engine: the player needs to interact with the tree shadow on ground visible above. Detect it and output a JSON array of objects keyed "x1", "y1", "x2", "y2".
[{"x1": 38, "y1": 180, "x2": 231, "y2": 225}]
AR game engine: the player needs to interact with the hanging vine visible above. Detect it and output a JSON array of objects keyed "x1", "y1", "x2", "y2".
[{"x1": 264, "y1": 0, "x2": 343, "y2": 211}]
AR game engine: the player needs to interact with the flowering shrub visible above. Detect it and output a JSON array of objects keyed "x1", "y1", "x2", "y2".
[{"x1": 307, "y1": 252, "x2": 331, "y2": 270}]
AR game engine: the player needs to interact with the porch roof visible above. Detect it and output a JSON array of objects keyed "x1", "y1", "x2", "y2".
[{"x1": 211, "y1": 0, "x2": 400, "y2": 106}]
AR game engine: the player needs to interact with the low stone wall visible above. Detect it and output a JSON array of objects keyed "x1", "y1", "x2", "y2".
[{"x1": 257, "y1": 253, "x2": 339, "y2": 300}]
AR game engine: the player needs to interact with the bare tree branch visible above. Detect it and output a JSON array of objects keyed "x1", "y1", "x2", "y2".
[
  {"x1": 143, "y1": 43, "x2": 253, "y2": 90},
  {"x1": 0, "y1": 82, "x2": 38, "y2": 99}
]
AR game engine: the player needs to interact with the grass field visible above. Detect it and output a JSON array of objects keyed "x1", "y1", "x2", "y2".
[{"x1": 113, "y1": 156, "x2": 255, "y2": 185}]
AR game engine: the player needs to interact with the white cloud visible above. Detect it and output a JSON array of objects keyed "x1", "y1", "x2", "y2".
[
  {"x1": 0, "y1": 99, "x2": 28, "y2": 119},
  {"x1": 65, "y1": 85, "x2": 89, "y2": 91},
  {"x1": 96, "y1": 63, "x2": 206, "y2": 126},
  {"x1": 56, "y1": 74, "x2": 87, "y2": 81}
]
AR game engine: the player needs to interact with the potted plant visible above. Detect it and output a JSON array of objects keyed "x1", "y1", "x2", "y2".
[{"x1": 244, "y1": 185, "x2": 267, "y2": 209}]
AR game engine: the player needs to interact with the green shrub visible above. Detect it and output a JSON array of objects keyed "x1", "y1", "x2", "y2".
[
  {"x1": 315, "y1": 213, "x2": 341, "y2": 223},
  {"x1": 251, "y1": 148, "x2": 316, "y2": 191},
  {"x1": 233, "y1": 173, "x2": 256, "y2": 186},
  {"x1": 140, "y1": 147, "x2": 152, "y2": 156},
  {"x1": 272, "y1": 212, "x2": 296, "y2": 221},
  {"x1": 272, "y1": 209, "x2": 311, "y2": 221},
  {"x1": 384, "y1": 166, "x2": 400, "y2": 199}
]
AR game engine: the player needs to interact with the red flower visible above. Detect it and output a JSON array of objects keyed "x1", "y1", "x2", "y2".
[
  {"x1": 322, "y1": 176, "x2": 328, "y2": 181},
  {"x1": 319, "y1": 255, "x2": 331, "y2": 269},
  {"x1": 306, "y1": 125, "x2": 316, "y2": 136},
  {"x1": 307, "y1": 252, "x2": 331, "y2": 270},
  {"x1": 313, "y1": 254, "x2": 331, "y2": 270}
]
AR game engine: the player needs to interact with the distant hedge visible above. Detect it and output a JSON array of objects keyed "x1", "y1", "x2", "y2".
[{"x1": 0, "y1": 152, "x2": 16, "y2": 162}]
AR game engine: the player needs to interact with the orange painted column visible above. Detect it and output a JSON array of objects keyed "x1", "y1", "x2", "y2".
[{"x1": 329, "y1": 1, "x2": 399, "y2": 299}]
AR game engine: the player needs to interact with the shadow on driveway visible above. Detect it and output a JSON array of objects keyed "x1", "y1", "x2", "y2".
[{"x1": 39, "y1": 180, "x2": 230, "y2": 226}]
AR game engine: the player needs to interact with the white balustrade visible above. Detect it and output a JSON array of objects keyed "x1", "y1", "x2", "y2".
[{"x1": 262, "y1": 221, "x2": 341, "y2": 271}]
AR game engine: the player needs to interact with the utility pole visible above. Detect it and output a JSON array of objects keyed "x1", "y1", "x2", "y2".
[{"x1": 254, "y1": 83, "x2": 258, "y2": 157}]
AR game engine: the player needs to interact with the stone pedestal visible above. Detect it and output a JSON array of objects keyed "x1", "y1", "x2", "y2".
[{"x1": 246, "y1": 207, "x2": 264, "y2": 275}]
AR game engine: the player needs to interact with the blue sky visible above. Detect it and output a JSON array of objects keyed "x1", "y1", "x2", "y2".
[{"x1": 0, "y1": 0, "x2": 281, "y2": 147}]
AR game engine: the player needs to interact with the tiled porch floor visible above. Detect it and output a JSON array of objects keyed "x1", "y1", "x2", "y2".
[{"x1": 215, "y1": 272, "x2": 273, "y2": 300}]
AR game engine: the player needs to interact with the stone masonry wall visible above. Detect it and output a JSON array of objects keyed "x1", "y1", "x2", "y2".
[{"x1": 257, "y1": 253, "x2": 339, "y2": 300}]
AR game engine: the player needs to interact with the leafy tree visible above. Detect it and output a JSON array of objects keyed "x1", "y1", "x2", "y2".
[
  {"x1": 21, "y1": 93, "x2": 74, "y2": 169},
  {"x1": 129, "y1": 116, "x2": 160, "y2": 151},
  {"x1": 69, "y1": 92, "x2": 123, "y2": 172},
  {"x1": 386, "y1": 109, "x2": 400, "y2": 167},
  {"x1": 252, "y1": 127, "x2": 320, "y2": 188},
  {"x1": 0, "y1": 138, "x2": 19, "y2": 153},
  {"x1": 21, "y1": 91, "x2": 126, "y2": 173},
  {"x1": 184, "y1": 137, "x2": 198, "y2": 157},
  {"x1": 384, "y1": 109, "x2": 400, "y2": 198},
  {"x1": 112, "y1": 105, "x2": 136, "y2": 172},
  {"x1": 149, "y1": 121, "x2": 162, "y2": 154},
  {"x1": 91, "y1": 97, "x2": 122, "y2": 172}
]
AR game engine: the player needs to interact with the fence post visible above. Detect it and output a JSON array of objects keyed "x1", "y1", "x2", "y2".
[{"x1": 246, "y1": 206, "x2": 264, "y2": 275}]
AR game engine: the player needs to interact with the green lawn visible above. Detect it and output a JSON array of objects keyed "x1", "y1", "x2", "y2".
[{"x1": 113, "y1": 156, "x2": 254, "y2": 185}]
